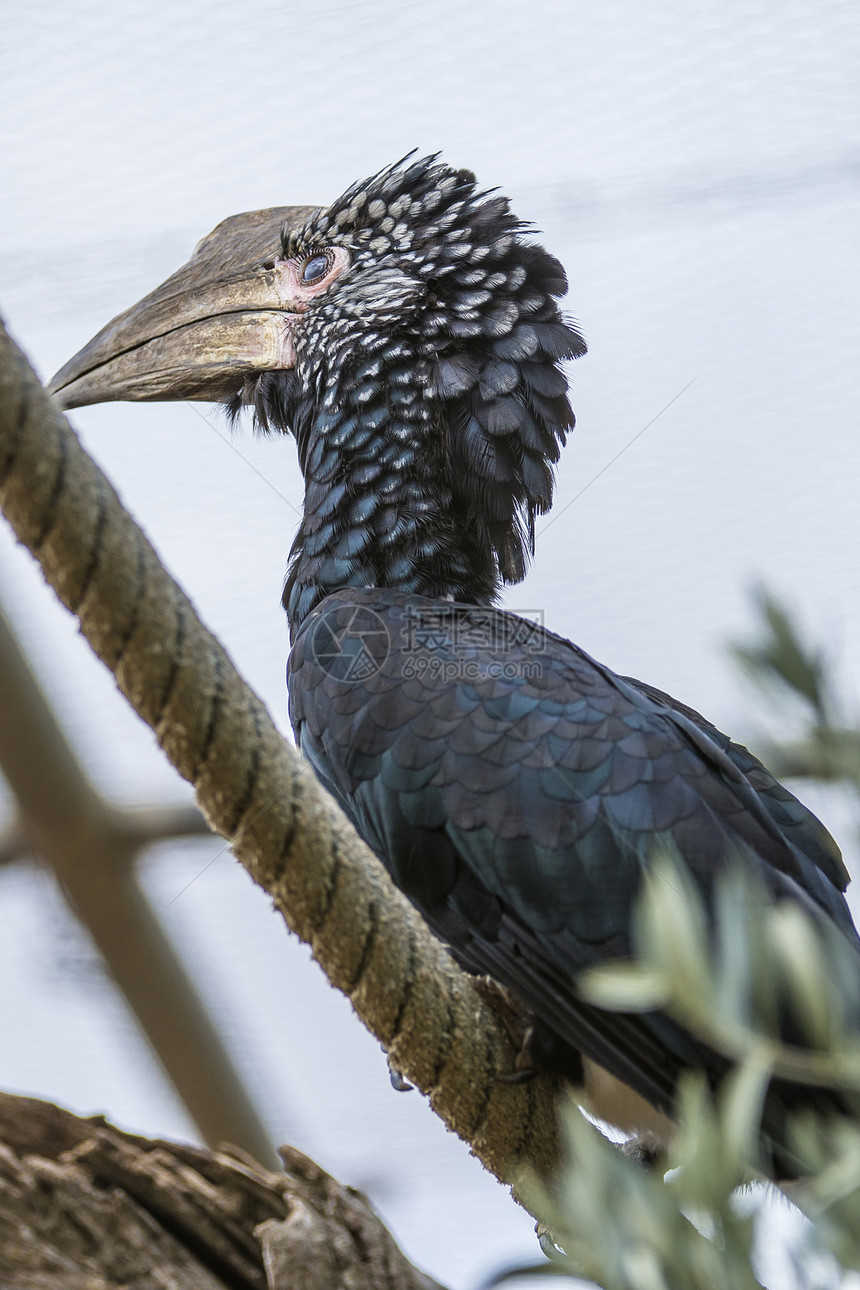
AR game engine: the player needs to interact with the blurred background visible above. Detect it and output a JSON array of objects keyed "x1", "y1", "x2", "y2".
[{"x1": 1, "y1": 2, "x2": 859, "y2": 1285}]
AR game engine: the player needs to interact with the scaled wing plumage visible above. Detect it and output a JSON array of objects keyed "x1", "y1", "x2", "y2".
[{"x1": 289, "y1": 590, "x2": 858, "y2": 1143}]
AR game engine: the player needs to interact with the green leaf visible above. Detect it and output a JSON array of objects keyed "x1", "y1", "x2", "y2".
[
  {"x1": 718, "y1": 1045, "x2": 773, "y2": 1167},
  {"x1": 579, "y1": 963, "x2": 670, "y2": 1011}
]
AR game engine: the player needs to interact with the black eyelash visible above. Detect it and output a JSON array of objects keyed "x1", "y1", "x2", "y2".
[{"x1": 301, "y1": 249, "x2": 334, "y2": 284}]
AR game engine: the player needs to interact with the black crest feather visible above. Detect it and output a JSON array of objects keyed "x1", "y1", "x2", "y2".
[{"x1": 239, "y1": 156, "x2": 587, "y2": 620}]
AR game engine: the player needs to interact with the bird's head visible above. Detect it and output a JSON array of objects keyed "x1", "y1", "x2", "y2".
[{"x1": 50, "y1": 155, "x2": 586, "y2": 616}]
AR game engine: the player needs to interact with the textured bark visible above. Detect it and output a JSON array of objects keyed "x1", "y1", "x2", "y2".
[
  {"x1": 0, "y1": 318, "x2": 563, "y2": 1200},
  {"x1": 0, "y1": 1091, "x2": 445, "y2": 1290}
]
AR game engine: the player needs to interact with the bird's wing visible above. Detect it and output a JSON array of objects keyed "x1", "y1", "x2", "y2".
[
  {"x1": 623, "y1": 674, "x2": 850, "y2": 893},
  {"x1": 288, "y1": 588, "x2": 857, "y2": 1115}
]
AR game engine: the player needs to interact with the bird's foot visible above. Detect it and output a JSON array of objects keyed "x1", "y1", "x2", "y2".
[
  {"x1": 471, "y1": 976, "x2": 541, "y2": 1083},
  {"x1": 621, "y1": 1132, "x2": 666, "y2": 1171},
  {"x1": 495, "y1": 1031, "x2": 540, "y2": 1085}
]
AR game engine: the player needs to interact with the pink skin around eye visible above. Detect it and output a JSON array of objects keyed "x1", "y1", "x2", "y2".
[
  {"x1": 259, "y1": 245, "x2": 350, "y2": 371},
  {"x1": 272, "y1": 245, "x2": 351, "y2": 312}
]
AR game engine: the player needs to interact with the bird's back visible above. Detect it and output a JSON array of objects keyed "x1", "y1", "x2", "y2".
[{"x1": 289, "y1": 588, "x2": 860, "y2": 1151}]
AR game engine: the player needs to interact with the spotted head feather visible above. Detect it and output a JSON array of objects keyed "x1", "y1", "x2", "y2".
[{"x1": 234, "y1": 155, "x2": 586, "y2": 621}]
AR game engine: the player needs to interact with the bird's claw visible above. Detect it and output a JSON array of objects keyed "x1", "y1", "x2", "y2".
[
  {"x1": 495, "y1": 1060, "x2": 538, "y2": 1085},
  {"x1": 389, "y1": 1065, "x2": 413, "y2": 1092},
  {"x1": 536, "y1": 1222, "x2": 568, "y2": 1261}
]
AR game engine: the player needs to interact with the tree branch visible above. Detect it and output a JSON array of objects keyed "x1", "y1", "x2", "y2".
[
  {"x1": 0, "y1": 317, "x2": 562, "y2": 1201},
  {"x1": 0, "y1": 1090, "x2": 445, "y2": 1290}
]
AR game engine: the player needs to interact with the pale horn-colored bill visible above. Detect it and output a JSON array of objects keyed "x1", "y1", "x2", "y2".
[{"x1": 48, "y1": 205, "x2": 321, "y2": 410}]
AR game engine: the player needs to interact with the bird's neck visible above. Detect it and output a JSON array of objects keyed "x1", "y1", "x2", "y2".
[{"x1": 282, "y1": 381, "x2": 501, "y2": 636}]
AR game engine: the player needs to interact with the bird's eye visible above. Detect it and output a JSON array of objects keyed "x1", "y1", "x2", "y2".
[{"x1": 301, "y1": 252, "x2": 332, "y2": 284}]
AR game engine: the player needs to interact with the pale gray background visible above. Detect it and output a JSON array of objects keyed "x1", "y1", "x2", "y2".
[{"x1": 2, "y1": 3, "x2": 859, "y2": 1285}]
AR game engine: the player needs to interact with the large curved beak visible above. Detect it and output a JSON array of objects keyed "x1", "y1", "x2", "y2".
[{"x1": 47, "y1": 205, "x2": 321, "y2": 410}]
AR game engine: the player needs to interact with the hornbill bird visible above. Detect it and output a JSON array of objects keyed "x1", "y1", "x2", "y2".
[{"x1": 50, "y1": 155, "x2": 860, "y2": 1177}]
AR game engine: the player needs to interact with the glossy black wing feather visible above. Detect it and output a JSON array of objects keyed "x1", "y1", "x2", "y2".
[
  {"x1": 289, "y1": 588, "x2": 859, "y2": 1120},
  {"x1": 627, "y1": 675, "x2": 850, "y2": 893}
]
